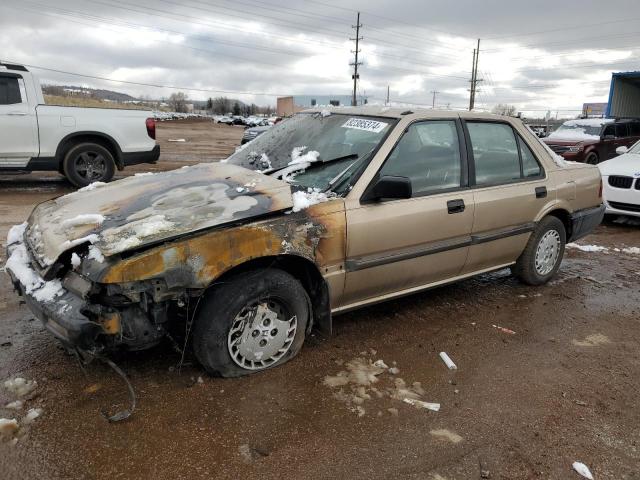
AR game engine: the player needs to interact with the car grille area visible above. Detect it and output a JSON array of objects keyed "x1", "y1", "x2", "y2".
[
  {"x1": 608, "y1": 176, "x2": 634, "y2": 189},
  {"x1": 548, "y1": 145, "x2": 570, "y2": 154},
  {"x1": 608, "y1": 201, "x2": 640, "y2": 213}
]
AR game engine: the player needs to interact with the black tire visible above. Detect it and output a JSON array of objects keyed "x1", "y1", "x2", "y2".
[
  {"x1": 63, "y1": 142, "x2": 116, "y2": 188},
  {"x1": 512, "y1": 216, "x2": 566, "y2": 286},
  {"x1": 585, "y1": 152, "x2": 599, "y2": 165},
  {"x1": 192, "y1": 269, "x2": 310, "y2": 377}
]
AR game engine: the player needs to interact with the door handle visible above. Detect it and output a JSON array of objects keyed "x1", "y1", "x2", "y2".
[
  {"x1": 447, "y1": 199, "x2": 465, "y2": 214},
  {"x1": 535, "y1": 186, "x2": 547, "y2": 198},
  {"x1": 7, "y1": 111, "x2": 27, "y2": 116}
]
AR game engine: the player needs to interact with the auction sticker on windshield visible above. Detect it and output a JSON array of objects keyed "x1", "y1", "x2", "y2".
[{"x1": 342, "y1": 118, "x2": 388, "y2": 133}]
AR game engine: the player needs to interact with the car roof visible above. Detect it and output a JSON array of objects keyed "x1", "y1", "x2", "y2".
[{"x1": 301, "y1": 106, "x2": 515, "y2": 123}]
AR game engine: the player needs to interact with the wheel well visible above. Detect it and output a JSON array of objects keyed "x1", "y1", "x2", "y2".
[
  {"x1": 57, "y1": 134, "x2": 123, "y2": 171},
  {"x1": 547, "y1": 209, "x2": 572, "y2": 239},
  {"x1": 208, "y1": 255, "x2": 332, "y2": 337}
]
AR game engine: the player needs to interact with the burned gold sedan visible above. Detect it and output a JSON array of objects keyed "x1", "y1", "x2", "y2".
[{"x1": 6, "y1": 108, "x2": 604, "y2": 377}]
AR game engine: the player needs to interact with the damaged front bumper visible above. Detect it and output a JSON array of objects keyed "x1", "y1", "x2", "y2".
[
  {"x1": 6, "y1": 242, "x2": 101, "y2": 350},
  {"x1": 5, "y1": 237, "x2": 172, "y2": 352}
]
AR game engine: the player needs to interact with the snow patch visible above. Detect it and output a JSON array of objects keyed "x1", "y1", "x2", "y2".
[
  {"x1": 22, "y1": 408, "x2": 42, "y2": 425},
  {"x1": 5, "y1": 245, "x2": 63, "y2": 301},
  {"x1": 167, "y1": 138, "x2": 186, "y2": 142},
  {"x1": 5, "y1": 400, "x2": 23, "y2": 410},
  {"x1": 77, "y1": 181, "x2": 107, "y2": 193},
  {"x1": 61, "y1": 214, "x2": 105, "y2": 228},
  {"x1": 567, "y1": 243, "x2": 608, "y2": 253},
  {"x1": 291, "y1": 188, "x2": 332, "y2": 212},
  {"x1": 4, "y1": 378, "x2": 37, "y2": 397},
  {"x1": 134, "y1": 172, "x2": 155, "y2": 177},
  {"x1": 88, "y1": 245, "x2": 105, "y2": 263},
  {"x1": 60, "y1": 234, "x2": 99, "y2": 251},
  {"x1": 71, "y1": 253, "x2": 81, "y2": 268},
  {"x1": 6, "y1": 222, "x2": 27, "y2": 246},
  {"x1": 320, "y1": 109, "x2": 331, "y2": 117}
]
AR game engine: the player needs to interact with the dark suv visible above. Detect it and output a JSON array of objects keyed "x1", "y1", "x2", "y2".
[{"x1": 543, "y1": 118, "x2": 640, "y2": 164}]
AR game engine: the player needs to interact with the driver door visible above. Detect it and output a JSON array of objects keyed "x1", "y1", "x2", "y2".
[{"x1": 341, "y1": 119, "x2": 474, "y2": 307}]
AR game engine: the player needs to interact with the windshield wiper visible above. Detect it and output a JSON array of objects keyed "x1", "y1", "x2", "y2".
[{"x1": 266, "y1": 153, "x2": 359, "y2": 177}]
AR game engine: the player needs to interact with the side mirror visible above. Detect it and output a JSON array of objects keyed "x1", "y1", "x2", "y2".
[
  {"x1": 616, "y1": 146, "x2": 629, "y2": 155},
  {"x1": 368, "y1": 175, "x2": 412, "y2": 201}
]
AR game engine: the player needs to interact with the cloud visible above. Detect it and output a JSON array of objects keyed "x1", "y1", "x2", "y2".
[{"x1": 1, "y1": 0, "x2": 637, "y2": 116}]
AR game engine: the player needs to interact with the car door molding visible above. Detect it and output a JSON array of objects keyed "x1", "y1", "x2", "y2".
[{"x1": 345, "y1": 222, "x2": 535, "y2": 272}]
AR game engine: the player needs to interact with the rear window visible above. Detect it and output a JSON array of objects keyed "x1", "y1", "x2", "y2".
[
  {"x1": 467, "y1": 122, "x2": 543, "y2": 185},
  {"x1": 0, "y1": 75, "x2": 22, "y2": 105}
]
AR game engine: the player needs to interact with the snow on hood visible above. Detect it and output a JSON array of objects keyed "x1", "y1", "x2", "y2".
[
  {"x1": 598, "y1": 152, "x2": 640, "y2": 177},
  {"x1": 546, "y1": 118, "x2": 613, "y2": 142},
  {"x1": 24, "y1": 163, "x2": 294, "y2": 268}
]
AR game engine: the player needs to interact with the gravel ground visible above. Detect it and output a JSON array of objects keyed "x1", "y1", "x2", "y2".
[{"x1": 0, "y1": 120, "x2": 639, "y2": 479}]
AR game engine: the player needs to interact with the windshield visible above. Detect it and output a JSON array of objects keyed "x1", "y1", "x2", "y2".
[{"x1": 227, "y1": 113, "x2": 396, "y2": 192}]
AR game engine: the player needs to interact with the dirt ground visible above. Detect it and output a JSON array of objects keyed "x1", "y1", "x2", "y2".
[{"x1": 1, "y1": 120, "x2": 639, "y2": 480}]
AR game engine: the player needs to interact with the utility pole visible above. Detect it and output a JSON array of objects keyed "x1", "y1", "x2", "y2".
[
  {"x1": 350, "y1": 12, "x2": 363, "y2": 107},
  {"x1": 468, "y1": 38, "x2": 482, "y2": 111},
  {"x1": 386, "y1": 85, "x2": 390, "y2": 106},
  {"x1": 430, "y1": 90, "x2": 439, "y2": 109}
]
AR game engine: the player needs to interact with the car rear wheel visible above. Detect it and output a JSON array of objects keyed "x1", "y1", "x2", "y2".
[
  {"x1": 585, "y1": 152, "x2": 599, "y2": 165},
  {"x1": 63, "y1": 143, "x2": 116, "y2": 188},
  {"x1": 512, "y1": 216, "x2": 566, "y2": 286},
  {"x1": 192, "y1": 269, "x2": 310, "y2": 377}
]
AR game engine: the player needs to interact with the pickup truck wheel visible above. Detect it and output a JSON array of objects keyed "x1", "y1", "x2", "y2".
[
  {"x1": 193, "y1": 269, "x2": 310, "y2": 377},
  {"x1": 63, "y1": 143, "x2": 115, "y2": 188},
  {"x1": 585, "y1": 152, "x2": 599, "y2": 165},
  {"x1": 512, "y1": 216, "x2": 566, "y2": 286}
]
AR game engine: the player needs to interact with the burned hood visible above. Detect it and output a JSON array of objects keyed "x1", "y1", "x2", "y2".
[{"x1": 25, "y1": 163, "x2": 294, "y2": 267}]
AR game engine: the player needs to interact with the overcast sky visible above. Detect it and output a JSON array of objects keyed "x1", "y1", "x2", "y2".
[{"x1": 2, "y1": 0, "x2": 639, "y2": 117}]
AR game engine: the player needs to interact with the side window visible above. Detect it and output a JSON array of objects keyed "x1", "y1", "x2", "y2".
[
  {"x1": 0, "y1": 76, "x2": 22, "y2": 105},
  {"x1": 615, "y1": 123, "x2": 628, "y2": 138},
  {"x1": 467, "y1": 122, "x2": 521, "y2": 185},
  {"x1": 603, "y1": 124, "x2": 615, "y2": 137},
  {"x1": 519, "y1": 138, "x2": 541, "y2": 178},
  {"x1": 630, "y1": 122, "x2": 640, "y2": 136},
  {"x1": 379, "y1": 120, "x2": 461, "y2": 197}
]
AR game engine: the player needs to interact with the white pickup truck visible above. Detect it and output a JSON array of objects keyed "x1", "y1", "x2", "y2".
[{"x1": 0, "y1": 63, "x2": 160, "y2": 187}]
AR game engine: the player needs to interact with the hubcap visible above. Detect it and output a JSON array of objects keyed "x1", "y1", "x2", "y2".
[
  {"x1": 75, "y1": 152, "x2": 107, "y2": 181},
  {"x1": 534, "y1": 230, "x2": 561, "y2": 276},
  {"x1": 227, "y1": 300, "x2": 297, "y2": 370}
]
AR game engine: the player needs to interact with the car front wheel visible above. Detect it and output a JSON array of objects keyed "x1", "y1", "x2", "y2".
[
  {"x1": 192, "y1": 269, "x2": 310, "y2": 377},
  {"x1": 512, "y1": 216, "x2": 566, "y2": 285}
]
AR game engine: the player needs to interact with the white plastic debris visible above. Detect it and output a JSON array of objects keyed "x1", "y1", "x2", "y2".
[
  {"x1": 0, "y1": 418, "x2": 19, "y2": 437},
  {"x1": 439, "y1": 352, "x2": 457, "y2": 370},
  {"x1": 4, "y1": 378, "x2": 37, "y2": 397},
  {"x1": 403, "y1": 398, "x2": 440, "y2": 411},
  {"x1": 572, "y1": 461, "x2": 594, "y2": 479},
  {"x1": 23, "y1": 408, "x2": 42, "y2": 425}
]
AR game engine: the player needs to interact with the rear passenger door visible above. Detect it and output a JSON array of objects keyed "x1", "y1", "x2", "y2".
[{"x1": 461, "y1": 121, "x2": 547, "y2": 274}]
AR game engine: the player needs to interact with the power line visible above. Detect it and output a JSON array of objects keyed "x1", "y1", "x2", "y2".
[{"x1": 5, "y1": 60, "x2": 291, "y2": 97}]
